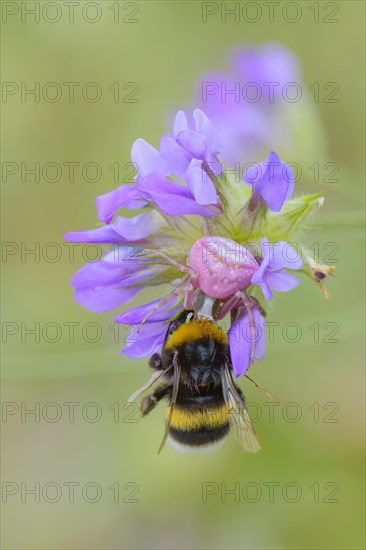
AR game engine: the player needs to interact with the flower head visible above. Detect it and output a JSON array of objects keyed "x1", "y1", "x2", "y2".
[
  {"x1": 66, "y1": 102, "x2": 332, "y2": 373},
  {"x1": 195, "y1": 43, "x2": 326, "y2": 166},
  {"x1": 251, "y1": 238, "x2": 303, "y2": 300},
  {"x1": 229, "y1": 43, "x2": 301, "y2": 101},
  {"x1": 244, "y1": 151, "x2": 294, "y2": 212},
  {"x1": 96, "y1": 109, "x2": 222, "y2": 224}
]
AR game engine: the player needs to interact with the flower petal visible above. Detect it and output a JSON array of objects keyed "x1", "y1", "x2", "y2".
[
  {"x1": 113, "y1": 211, "x2": 163, "y2": 242},
  {"x1": 193, "y1": 109, "x2": 223, "y2": 154},
  {"x1": 185, "y1": 159, "x2": 219, "y2": 205},
  {"x1": 74, "y1": 285, "x2": 141, "y2": 314},
  {"x1": 137, "y1": 172, "x2": 220, "y2": 217},
  {"x1": 131, "y1": 138, "x2": 169, "y2": 180},
  {"x1": 96, "y1": 185, "x2": 146, "y2": 224},
  {"x1": 121, "y1": 322, "x2": 166, "y2": 358},
  {"x1": 252, "y1": 238, "x2": 302, "y2": 299},
  {"x1": 251, "y1": 238, "x2": 272, "y2": 298},
  {"x1": 251, "y1": 273, "x2": 273, "y2": 301},
  {"x1": 115, "y1": 297, "x2": 182, "y2": 324},
  {"x1": 65, "y1": 211, "x2": 162, "y2": 245},
  {"x1": 264, "y1": 271, "x2": 300, "y2": 293},
  {"x1": 270, "y1": 241, "x2": 303, "y2": 271},
  {"x1": 259, "y1": 151, "x2": 294, "y2": 211},
  {"x1": 243, "y1": 151, "x2": 294, "y2": 212},
  {"x1": 65, "y1": 224, "x2": 126, "y2": 245},
  {"x1": 173, "y1": 110, "x2": 189, "y2": 136},
  {"x1": 228, "y1": 309, "x2": 265, "y2": 377},
  {"x1": 229, "y1": 326, "x2": 251, "y2": 377},
  {"x1": 159, "y1": 133, "x2": 192, "y2": 178},
  {"x1": 253, "y1": 311, "x2": 266, "y2": 361},
  {"x1": 71, "y1": 259, "x2": 133, "y2": 288},
  {"x1": 176, "y1": 130, "x2": 208, "y2": 160},
  {"x1": 70, "y1": 250, "x2": 157, "y2": 313}
]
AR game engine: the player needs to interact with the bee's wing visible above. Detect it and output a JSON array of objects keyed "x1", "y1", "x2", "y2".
[
  {"x1": 157, "y1": 353, "x2": 181, "y2": 454},
  {"x1": 221, "y1": 365, "x2": 261, "y2": 453}
]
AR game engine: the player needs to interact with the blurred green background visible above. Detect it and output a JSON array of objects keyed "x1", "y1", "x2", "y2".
[{"x1": 2, "y1": 1, "x2": 365, "y2": 549}]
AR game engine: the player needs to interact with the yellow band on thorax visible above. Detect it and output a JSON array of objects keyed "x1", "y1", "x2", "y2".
[{"x1": 165, "y1": 320, "x2": 228, "y2": 350}]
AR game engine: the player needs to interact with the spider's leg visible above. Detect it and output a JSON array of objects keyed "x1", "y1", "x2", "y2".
[
  {"x1": 142, "y1": 248, "x2": 197, "y2": 278},
  {"x1": 137, "y1": 280, "x2": 194, "y2": 331},
  {"x1": 214, "y1": 294, "x2": 241, "y2": 320}
]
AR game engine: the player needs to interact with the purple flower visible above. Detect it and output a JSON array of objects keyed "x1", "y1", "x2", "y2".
[
  {"x1": 160, "y1": 132, "x2": 192, "y2": 179},
  {"x1": 115, "y1": 296, "x2": 182, "y2": 325},
  {"x1": 171, "y1": 109, "x2": 223, "y2": 168},
  {"x1": 243, "y1": 151, "x2": 294, "y2": 212},
  {"x1": 185, "y1": 159, "x2": 219, "y2": 206},
  {"x1": 121, "y1": 322, "x2": 168, "y2": 359},
  {"x1": 228, "y1": 308, "x2": 265, "y2": 377},
  {"x1": 195, "y1": 43, "x2": 304, "y2": 166},
  {"x1": 96, "y1": 109, "x2": 222, "y2": 224},
  {"x1": 136, "y1": 171, "x2": 220, "y2": 217},
  {"x1": 69, "y1": 248, "x2": 158, "y2": 313},
  {"x1": 96, "y1": 171, "x2": 220, "y2": 223},
  {"x1": 251, "y1": 238, "x2": 303, "y2": 300},
  {"x1": 230, "y1": 43, "x2": 300, "y2": 102},
  {"x1": 131, "y1": 138, "x2": 170, "y2": 180},
  {"x1": 65, "y1": 211, "x2": 163, "y2": 245},
  {"x1": 117, "y1": 297, "x2": 183, "y2": 358},
  {"x1": 156, "y1": 109, "x2": 223, "y2": 179},
  {"x1": 197, "y1": 69, "x2": 267, "y2": 167},
  {"x1": 96, "y1": 185, "x2": 147, "y2": 224}
]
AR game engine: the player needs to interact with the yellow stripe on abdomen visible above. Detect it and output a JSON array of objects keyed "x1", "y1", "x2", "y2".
[{"x1": 167, "y1": 405, "x2": 228, "y2": 431}]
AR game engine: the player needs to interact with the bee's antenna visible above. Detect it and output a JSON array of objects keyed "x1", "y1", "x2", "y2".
[{"x1": 244, "y1": 374, "x2": 281, "y2": 403}]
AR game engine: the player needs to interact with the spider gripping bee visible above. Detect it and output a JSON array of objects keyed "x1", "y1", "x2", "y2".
[{"x1": 128, "y1": 309, "x2": 262, "y2": 454}]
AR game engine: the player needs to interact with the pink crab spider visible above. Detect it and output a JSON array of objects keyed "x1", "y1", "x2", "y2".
[{"x1": 138, "y1": 236, "x2": 264, "y2": 366}]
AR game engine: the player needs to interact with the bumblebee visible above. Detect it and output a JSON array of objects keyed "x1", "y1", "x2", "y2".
[{"x1": 128, "y1": 310, "x2": 261, "y2": 453}]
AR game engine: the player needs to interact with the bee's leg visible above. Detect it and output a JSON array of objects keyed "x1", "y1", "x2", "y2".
[
  {"x1": 148, "y1": 353, "x2": 164, "y2": 371},
  {"x1": 127, "y1": 366, "x2": 172, "y2": 404},
  {"x1": 140, "y1": 385, "x2": 171, "y2": 417}
]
